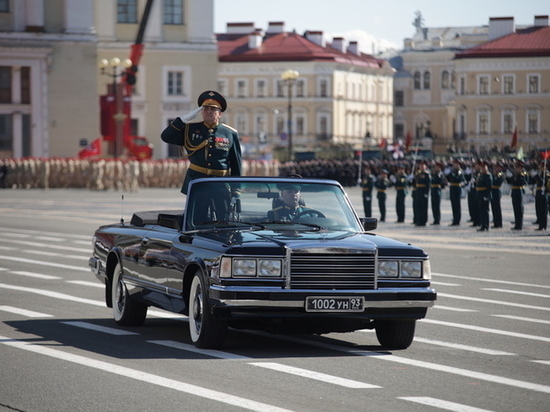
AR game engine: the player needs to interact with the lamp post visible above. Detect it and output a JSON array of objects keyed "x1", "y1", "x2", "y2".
[
  {"x1": 281, "y1": 69, "x2": 299, "y2": 161},
  {"x1": 99, "y1": 57, "x2": 132, "y2": 158}
]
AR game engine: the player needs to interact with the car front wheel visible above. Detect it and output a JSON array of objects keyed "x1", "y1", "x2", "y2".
[
  {"x1": 112, "y1": 262, "x2": 147, "y2": 326},
  {"x1": 375, "y1": 319, "x2": 416, "y2": 349},
  {"x1": 188, "y1": 271, "x2": 227, "y2": 348}
]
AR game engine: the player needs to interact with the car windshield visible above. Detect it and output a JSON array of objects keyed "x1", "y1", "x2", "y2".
[{"x1": 184, "y1": 179, "x2": 362, "y2": 232}]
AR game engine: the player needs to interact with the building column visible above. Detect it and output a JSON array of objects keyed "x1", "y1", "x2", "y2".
[
  {"x1": 146, "y1": 0, "x2": 163, "y2": 42},
  {"x1": 64, "y1": 0, "x2": 94, "y2": 34},
  {"x1": 187, "y1": 0, "x2": 215, "y2": 43},
  {"x1": 24, "y1": 0, "x2": 44, "y2": 31}
]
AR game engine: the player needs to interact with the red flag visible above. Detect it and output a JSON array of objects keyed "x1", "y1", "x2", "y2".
[
  {"x1": 405, "y1": 131, "x2": 412, "y2": 152},
  {"x1": 510, "y1": 126, "x2": 518, "y2": 150},
  {"x1": 542, "y1": 150, "x2": 550, "y2": 160},
  {"x1": 78, "y1": 138, "x2": 102, "y2": 159},
  {"x1": 378, "y1": 138, "x2": 388, "y2": 149}
]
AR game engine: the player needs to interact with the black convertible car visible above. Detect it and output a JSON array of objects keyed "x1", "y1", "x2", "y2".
[{"x1": 89, "y1": 176, "x2": 436, "y2": 349}]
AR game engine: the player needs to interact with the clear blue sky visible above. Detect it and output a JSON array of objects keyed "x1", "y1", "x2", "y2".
[{"x1": 215, "y1": 0, "x2": 548, "y2": 53}]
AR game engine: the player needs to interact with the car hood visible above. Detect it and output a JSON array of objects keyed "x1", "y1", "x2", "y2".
[{"x1": 196, "y1": 230, "x2": 426, "y2": 257}]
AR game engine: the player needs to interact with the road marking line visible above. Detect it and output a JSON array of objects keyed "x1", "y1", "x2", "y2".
[
  {"x1": 437, "y1": 292, "x2": 550, "y2": 312},
  {"x1": 433, "y1": 272, "x2": 550, "y2": 290},
  {"x1": 0, "y1": 238, "x2": 90, "y2": 253},
  {"x1": 0, "y1": 283, "x2": 104, "y2": 307},
  {"x1": 431, "y1": 281, "x2": 461, "y2": 286},
  {"x1": 0, "y1": 246, "x2": 15, "y2": 251},
  {"x1": 491, "y1": 315, "x2": 550, "y2": 325},
  {"x1": 62, "y1": 321, "x2": 138, "y2": 335},
  {"x1": 0, "y1": 255, "x2": 89, "y2": 272},
  {"x1": 399, "y1": 396, "x2": 495, "y2": 412},
  {"x1": 149, "y1": 340, "x2": 250, "y2": 359},
  {"x1": 0, "y1": 335, "x2": 295, "y2": 412},
  {"x1": 66, "y1": 280, "x2": 104, "y2": 288},
  {"x1": 422, "y1": 319, "x2": 550, "y2": 342},
  {"x1": 0, "y1": 305, "x2": 53, "y2": 318},
  {"x1": 434, "y1": 305, "x2": 477, "y2": 312},
  {"x1": 482, "y1": 288, "x2": 550, "y2": 299},
  {"x1": 250, "y1": 362, "x2": 380, "y2": 389},
  {"x1": 413, "y1": 337, "x2": 515, "y2": 355},
  {"x1": 9, "y1": 270, "x2": 61, "y2": 280},
  {"x1": 0, "y1": 227, "x2": 90, "y2": 240},
  {"x1": 532, "y1": 360, "x2": 550, "y2": 366}
]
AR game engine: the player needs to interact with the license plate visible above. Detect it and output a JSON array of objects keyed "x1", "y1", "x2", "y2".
[{"x1": 305, "y1": 296, "x2": 364, "y2": 312}]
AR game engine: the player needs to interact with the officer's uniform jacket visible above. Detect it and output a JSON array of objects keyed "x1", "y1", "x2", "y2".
[
  {"x1": 360, "y1": 173, "x2": 374, "y2": 200},
  {"x1": 476, "y1": 172, "x2": 493, "y2": 200},
  {"x1": 267, "y1": 205, "x2": 314, "y2": 222},
  {"x1": 161, "y1": 118, "x2": 242, "y2": 194},
  {"x1": 414, "y1": 171, "x2": 431, "y2": 196}
]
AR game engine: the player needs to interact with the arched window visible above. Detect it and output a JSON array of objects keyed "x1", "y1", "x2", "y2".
[
  {"x1": 413, "y1": 71, "x2": 421, "y2": 90},
  {"x1": 441, "y1": 70, "x2": 450, "y2": 89},
  {"x1": 423, "y1": 71, "x2": 431, "y2": 89}
]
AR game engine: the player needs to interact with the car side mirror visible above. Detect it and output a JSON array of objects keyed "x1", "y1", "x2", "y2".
[{"x1": 360, "y1": 217, "x2": 378, "y2": 231}]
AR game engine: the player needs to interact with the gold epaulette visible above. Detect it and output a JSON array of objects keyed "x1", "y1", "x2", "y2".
[{"x1": 222, "y1": 123, "x2": 238, "y2": 133}]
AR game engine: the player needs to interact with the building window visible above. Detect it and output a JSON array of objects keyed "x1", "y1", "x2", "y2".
[
  {"x1": 423, "y1": 71, "x2": 431, "y2": 89},
  {"x1": 0, "y1": 66, "x2": 11, "y2": 103},
  {"x1": 256, "y1": 80, "x2": 266, "y2": 97},
  {"x1": 296, "y1": 116, "x2": 304, "y2": 136},
  {"x1": 164, "y1": 0, "x2": 183, "y2": 24},
  {"x1": 459, "y1": 77, "x2": 465, "y2": 95},
  {"x1": 319, "y1": 116, "x2": 329, "y2": 139},
  {"x1": 276, "y1": 116, "x2": 285, "y2": 136},
  {"x1": 167, "y1": 71, "x2": 183, "y2": 95},
  {"x1": 0, "y1": 114, "x2": 12, "y2": 150},
  {"x1": 413, "y1": 71, "x2": 421, "y2": 90},
  {"x1": 21, "y1": 67, "x2": 31, "y2": 104},
  {"x1": 478, "y1": 76, "x2": 489, "y2": 95},
  {"x1": 237, "y1": 80, "x2": 247, "y2": 98},
  {"x1": 528, "y1": 74, "x2": 540, "y2": 94},
  {"x1": 296, "y1": 80, "x2": 305, "y2": 97},
  {"x1": 217, "y1": 79, "x2": 227, "y2": 96},
  {"x1": 503, "y1": 111, "x2": 514, "y2": 134},
  {"x1": 527, "y1": 110, "x2": 540, "y2": 134},
  {"x1": 22, "y1": 114, "x2": 31, "y2": 157},
  {"x1": 478, "y1": 111, "x2": 489, "y2": 134},
  {"x1": 441, "y1": 70, "x2": 450, "y2": 89},
  {"x1": 0, "y1": 0, "x2": 9, "y2": 12},
  {"x1": 394, "y1": 90, "x2": 404, "y2": 107},
  {"x1": 503, "y1": 75, "x2": 514, "y2": 94},
  {"x1": 394, "y1": 123, "x2": 404, "y2": 139},
  {"x1": 236, "y1": 113, "x2": 247, "y2": 135},
  {"x1": 276, "y1": 80, "x2": 284, "y2": 97},
  {"x1": 319, "y1": 79, "x2": 328, "y2": 97},
  {"x1": 117, "y1": 0, "x2": 138, "y2": 23}
]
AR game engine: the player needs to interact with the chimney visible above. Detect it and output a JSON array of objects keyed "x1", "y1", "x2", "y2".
[
  {"x1": 488, "y1": 17, "x2": 515, "y2": 41},
  {"x1": 248, "y1": 29, "x2": 263, "y2": 49},
  {"x1": 267, "y1": 21, "x2": 285, "y2": 34},
  {"x1": 305, "y1": 30, "x2": 324, "y2": 47},
  {"x1": 332, "y1": 37, "x2": 345, "y2": 52},
  {"x1": 226, "y1": 22, "x2": 255, "y2": 34},
  {"x1": 534, "y1": 15, "x2": 549, "y2": 27},
  {"x1": 347, "y1": 41, "x2": 359, "y2": 55}
]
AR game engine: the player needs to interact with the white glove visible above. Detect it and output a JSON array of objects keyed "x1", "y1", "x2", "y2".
[
  {"x1": 179, "y1": 106, "x2": 202, "y2": 123},
  {"x1": 530, "y1": 169, "x2": 538, "y2": 177},
  {"x1": 390, "y1": 175, "x2": 397, "y2": 183},
  {"x1": 506, "y1": 170, "x2": 513, "y2": 178}
]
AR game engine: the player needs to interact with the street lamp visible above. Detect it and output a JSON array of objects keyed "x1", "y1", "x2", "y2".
[
  {"x1": 281, "y1": 69, "x2": 299, "y2": 161},
  {"x1": 99, "y1": 57, "x2": 132, "y2": 158}
]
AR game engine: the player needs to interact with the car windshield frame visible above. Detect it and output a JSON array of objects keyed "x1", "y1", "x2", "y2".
[{"x1": 183, "y1": 177, "x2": 363, "y2": 232}]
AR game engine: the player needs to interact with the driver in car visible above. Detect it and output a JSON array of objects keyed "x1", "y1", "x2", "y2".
[{"x1": 267, "y1": 183, "x2": 317, "y2": 221}]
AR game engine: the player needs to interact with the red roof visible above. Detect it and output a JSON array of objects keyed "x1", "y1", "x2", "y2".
[
  {"x1": 456, "y1": 26, "x2": 550, "y2": 59},
  {"x1": 217, "y1": 31, "x2": 383, "y2": 68}
]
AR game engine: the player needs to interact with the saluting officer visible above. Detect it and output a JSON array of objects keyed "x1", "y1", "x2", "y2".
[
  {"x1": 161, "y1": 90, "x2": 242, "y2": 195},
  {"x1": 475, "y1": 161, "x2": 493, "y2": 232},
  {"x1": 533, "y1": 162, "x2": 549, "y2": 231},
  {"x1": 446, "y1": 159, "x2": 465, "y2": 226},
  {"x1": 430, "y1": 162, "x2": 446, "y2": 225},
  {"x1": 360, "y1": 165, "x2": 375, "y2": 217},
  {"x1": 490, "y1": 162, "x2": 505, "y2": 228},
  {"x1": 507, "y1": 160, "x2": 528, "y2": 230}
]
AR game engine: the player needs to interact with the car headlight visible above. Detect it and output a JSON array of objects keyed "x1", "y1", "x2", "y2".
[
  {"x1": 379, "y1": 261, "x2": 398, "y2": 277},
  {"x1": 233, "y1": 259, "x2": 256, "y2": 277},
  {"x1": 258, "y1": 260, "x2": 282, "y2": 277},
  {"x1": 401, "y1": 261, "x2": 422, "y2": 278}
]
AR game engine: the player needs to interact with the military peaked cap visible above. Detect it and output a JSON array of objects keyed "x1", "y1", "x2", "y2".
[{"x1": 197, "y1": 90, "x2": 227, "y2": 112}]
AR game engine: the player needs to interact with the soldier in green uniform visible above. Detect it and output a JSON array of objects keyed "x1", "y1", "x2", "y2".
[
  {"x1": 267, "y1": 183, "x2": 317, "y2": 221},
  {"x1": 161, "y1": 90, "x2": 242, "y2": 195},
  {"x1": 375, "y1": 169, "x2": 390, "y2": 222},
  {"x1": 533, "y1": 162, "x2": 549, "y2": 231},
  {"x1": 393, "y1": 164, "x2": 408, "y2": 223},
  {"x1": 475, "y1": 161, "x2": 493, "y2": 231},
  {"x1": 446, "y1": 159, "x2": 465, "y2": 226},
  {"x1": 466, "y1": 161, "x2": 480, "y2": 227},
  {"x1": 430, "y1": 162, "x2": 446, "y2": 225},
  {"x1": 360, "y1": 165, "x2": 375, "y2": 217},
  {"x1": 507, "y1": 160, "x2": 528, "y2": 230},
  {"x1": 414, "y1": 161, "x2": 431, "y2": 226},
  {"x1": 490, "y1": 162, "x2": 505, "y2": 228}
]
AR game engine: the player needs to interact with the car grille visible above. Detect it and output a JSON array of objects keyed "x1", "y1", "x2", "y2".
[{"x1": 290, "y1": 252, "x2": 376, "y2": 290}]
